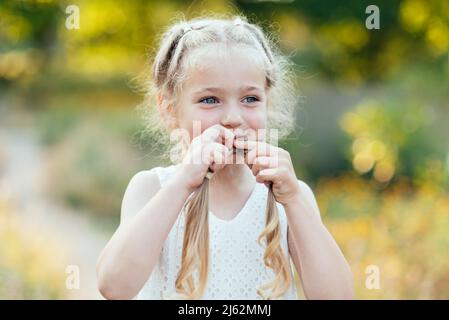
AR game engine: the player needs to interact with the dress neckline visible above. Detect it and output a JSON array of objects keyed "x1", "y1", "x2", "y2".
[
  {"x1": 162, "y1": 164, "x2": 261, "y2": 224},
  {"x1": 209, "y1": 182, "x2": 260, "y2": 224}
]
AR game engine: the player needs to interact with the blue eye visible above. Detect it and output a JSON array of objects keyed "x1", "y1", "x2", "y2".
[
  {"x1": 242, "y1": 96, "x2": 259, "y2": 104},
  {"x1": 200, "y1": 97, "x2": 219, "y2": 104}
]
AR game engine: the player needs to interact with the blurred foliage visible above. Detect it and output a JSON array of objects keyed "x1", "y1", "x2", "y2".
[
  {"x1": 0, "y1": 199, "x2": 68, "y2": 299},
  {"x1": 39, "y1": 106, "x2": 158, "y2": 217},
  {"x1": 1, "y1": 0, "x2": 448, "y2": 87},
  {"x1": 340, "y1": 99, "x2": 448, "y2": 186},
  {"x1": 316, "y1": 175, "x2": 449, "y2": 299}
]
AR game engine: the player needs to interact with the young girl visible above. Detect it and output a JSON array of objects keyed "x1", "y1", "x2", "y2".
[{"x1": 96, "y1": 15, "x2": 354, "y2": 300}]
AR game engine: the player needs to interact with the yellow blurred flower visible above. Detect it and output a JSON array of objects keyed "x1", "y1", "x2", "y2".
[
  {"x1": 400, "y1": 0, "x2": 431, "y2": 33},
  {"x1": 353, "y1": 152, "x2": 375, "y2": 173},
  {"x1": 426, "y1": 18, "x2": 449, "y2": 55},
  {"x1": 373, "y1": 159, "x2": 395, "y2": 183}
]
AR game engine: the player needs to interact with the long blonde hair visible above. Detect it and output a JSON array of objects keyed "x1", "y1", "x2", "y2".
[{"x1": 141, "y1": 14, "x2": 299, "y2": 299}]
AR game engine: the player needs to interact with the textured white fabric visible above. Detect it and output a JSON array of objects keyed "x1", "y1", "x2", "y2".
[{"x1": 137, "y1": 165, "x2": 298, "y2": 300}]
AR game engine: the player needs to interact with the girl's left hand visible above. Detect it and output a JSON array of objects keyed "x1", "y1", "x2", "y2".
[{"x1": 234, "y1": 140, "x2": 301, "y2": 207}]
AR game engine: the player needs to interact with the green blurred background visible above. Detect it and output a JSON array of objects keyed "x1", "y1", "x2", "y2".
[{"x1": 0, "y1": 0, "x2": 448, "y2": 299}]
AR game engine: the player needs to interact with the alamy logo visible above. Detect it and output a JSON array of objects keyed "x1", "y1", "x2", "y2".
[
  {"x1": 365, "y1": 5, "x2": 380, "y2": 30},
  {"x1": 65, "y1": 5, "x2": 80, "y2": 30}
]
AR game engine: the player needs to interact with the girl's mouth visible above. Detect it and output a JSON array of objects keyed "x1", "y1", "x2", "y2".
[
  {"x1": 232, "y1": 136, "x2": 249, "y2": 163},
  {"x1": 232, "y1": 146, "x2": 248, "y2": 154}
]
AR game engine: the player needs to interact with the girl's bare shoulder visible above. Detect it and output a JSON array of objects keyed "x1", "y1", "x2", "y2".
[{"x1": 120, "y1": 169, "x2": 162, "y2": 224}]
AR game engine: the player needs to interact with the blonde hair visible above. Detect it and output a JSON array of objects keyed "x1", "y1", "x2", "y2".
[{"x1": 139, "y1": 14, "x2": 299, "y2": 299}]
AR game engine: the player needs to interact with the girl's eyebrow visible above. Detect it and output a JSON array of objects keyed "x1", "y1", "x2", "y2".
[{"x1": 193, "y1": 85, "x2": 264, "y2": 95}]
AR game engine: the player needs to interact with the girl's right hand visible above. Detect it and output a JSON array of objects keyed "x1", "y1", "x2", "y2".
[{"x1": 175, "y1": 124, "x2": 235, "y2": 191}]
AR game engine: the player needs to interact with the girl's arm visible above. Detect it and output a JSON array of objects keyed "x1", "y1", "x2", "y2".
[
  {"x1": 96, "y1": 169, "x2": 194, "y2": 300},
  {"x1": 285, "y1": 180, "x2": 354, "y2": 299}
]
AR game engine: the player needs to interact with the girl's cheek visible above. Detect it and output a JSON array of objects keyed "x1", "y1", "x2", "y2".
[
  {"x1": 177, "y1": 105, "x2": 212, "y2": 137},
  {"x1": 247, "y1": 109, "x2": 267, "y2": 129},
  {"x1": 244, "y1": 109, "x2": 267, "y2": 141}
]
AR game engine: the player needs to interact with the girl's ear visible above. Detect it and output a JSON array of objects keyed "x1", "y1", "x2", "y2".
[
  {"x1": 156, "y1": 92, "x2": 178, "y2": 130},
  {"x1": 166, "y1": 114, "x2": 178, "y2": 130},
  {"x1": 156, "y1": 92, "x2": 164, "y2": 108}
]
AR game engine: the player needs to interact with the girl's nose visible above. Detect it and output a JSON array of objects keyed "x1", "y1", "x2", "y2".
[{"x1": 221, "y1": 108, "x2": 243, "y2": 128}]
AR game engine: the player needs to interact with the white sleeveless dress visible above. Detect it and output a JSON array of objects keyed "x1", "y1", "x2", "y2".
[{"x1": 137, "y1": 164, "x2": 298, "y2": 300}]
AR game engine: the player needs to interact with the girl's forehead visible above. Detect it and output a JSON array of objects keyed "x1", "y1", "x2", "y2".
[
  {"x1": 188, "y1": 43, "x2": 266, "y2": 70},
  {"x1": 182, "y1": 45, "x2": 267, "y2": 92}
]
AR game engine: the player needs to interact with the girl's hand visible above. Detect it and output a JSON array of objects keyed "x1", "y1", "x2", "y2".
[
  {"x1": 176, "y1": 124, "x2": 235, "y2": 191},
  {"x1": 234, "y1": 140, "x2": 301, "y2": 206}
]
